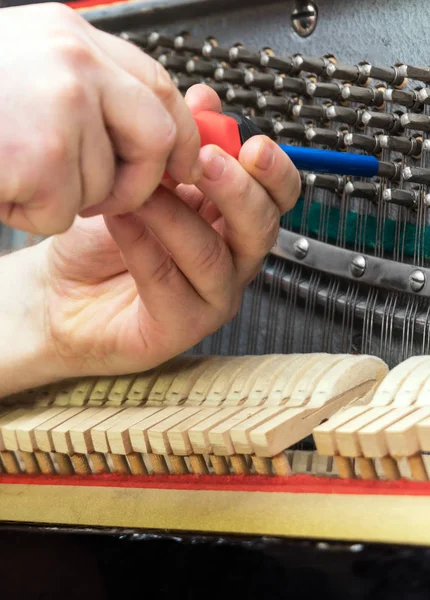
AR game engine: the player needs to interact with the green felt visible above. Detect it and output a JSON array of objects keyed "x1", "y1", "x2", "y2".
[{"x1": 282, "y1": 197, "x2": 429, "y2": 258}]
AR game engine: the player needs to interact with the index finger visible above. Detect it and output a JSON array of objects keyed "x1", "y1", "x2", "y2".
[{"x1": 87, "y1": 26, "x2": 202, "y2": 184}]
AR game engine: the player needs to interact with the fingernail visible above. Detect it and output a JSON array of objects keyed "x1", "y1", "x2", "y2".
[
  {"x1": 191, "y1": 159, "x2": 203, "y2": 182},
  {"x1": 255, "y1": 141, "x2": 274, "y2": 170},
  {"x1": 202, "y1": 154, "x2": 226, "y2": 180}
]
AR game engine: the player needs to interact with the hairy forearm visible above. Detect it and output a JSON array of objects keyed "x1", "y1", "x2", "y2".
[{"x1": 0, "y1": 244, "x2": 65, "y2": 397}]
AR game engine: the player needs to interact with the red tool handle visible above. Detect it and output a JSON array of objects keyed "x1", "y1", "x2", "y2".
[
  {"x1": 163, "y1": 111, "x2": 243, "y2": 181},
  {"x1": 193, "y1": 110, "x2": 242, "y2": 158}
]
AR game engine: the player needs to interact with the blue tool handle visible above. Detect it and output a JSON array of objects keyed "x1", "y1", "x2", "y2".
[
  {"x1": 193, "y1": 111, "x2": 380, "y2": 179},
  {"x1": 279, "y1": 144, "x2": 379, "y2": 177}
]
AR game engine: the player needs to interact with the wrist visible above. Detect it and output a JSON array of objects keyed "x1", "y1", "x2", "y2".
[{"x1": 0, "y1": 242, "x2": 69, "y2": 397}]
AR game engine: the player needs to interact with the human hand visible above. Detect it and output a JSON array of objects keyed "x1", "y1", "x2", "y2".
[
  {"x1": 0, "y1": 2, "x2": 201, "y2": 235},
  {"x1": 8, "y1": 84, "x2": 300, "y2": 389}
]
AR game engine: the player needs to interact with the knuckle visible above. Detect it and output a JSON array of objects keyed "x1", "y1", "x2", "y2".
[
  {"x1": 45, "y1": 2, "x2": 82, "y2": 21},
  {"x1": 44, "y1": 219, "x2": 74, "y2": 236},
  {"x1": 51, "y1": 73, "x2": 88, "y2": 111},
  {"x1": 151, "y1": 254, "x2": 179, "y2": 286},
  {"x1": 44, "y1": 2, "x2": 80, "y2": 23},
  {"x1": 150, "y1": 60, "x2": 177, "y2": 104},
  {"x1": 43, "y1": 132, "x2": 69, "y2": 165},
  {"x1": 37, "y1": 212, "x2": 75, "y2": 236},
  {"x1": 153, "y1": 115, "x2": 176, "y2": 157},
  {"x1": 195, "y1": 235, "x2": 226, "y2": 273},
  {"x1": 180, "y1": 121, "x2": 200, "y2": 153},
  {"x1": 49, "y1": 32, "x2": 95, "y2": 71},
  {"x1": 128, "y1": 83, "x2": 177, "y2": 159}
]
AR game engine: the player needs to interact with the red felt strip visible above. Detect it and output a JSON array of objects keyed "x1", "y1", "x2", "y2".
[
  {"x1": 2, "y1": 472, "x2": 430, "y2": 496},
  {"x1": 66, "y1": 0, "x2": 128, "y2": 10}
]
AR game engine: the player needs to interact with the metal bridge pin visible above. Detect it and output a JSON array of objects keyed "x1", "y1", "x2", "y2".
[
  {"x1": 350, "y1": 256, "x2": 366, "y2": 278},
  {"x1": 409, "y1": 270, "x2": 426, "y2": 293},
  {"x1": 293, "y1": 237, "x2": 309, "y2": 259}
]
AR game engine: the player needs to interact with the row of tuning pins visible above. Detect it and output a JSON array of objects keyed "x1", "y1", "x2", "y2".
[
  {"x1": 119, "y1": 30, "x2": 430, "y2": 90},
  {"x1": 126, "y1": 48, "x2": 430, "y2": 124},
  {"x1": 301, "y1": 172, "x2": 430, "y2": 210},
  {"x1": 119, "y1": 30, "x2": 430, "y2": 119}
]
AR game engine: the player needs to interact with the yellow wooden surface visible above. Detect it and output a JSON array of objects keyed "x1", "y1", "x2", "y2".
[{"x1": 1, "y1": 483, "x2": 429, "y2": 545}]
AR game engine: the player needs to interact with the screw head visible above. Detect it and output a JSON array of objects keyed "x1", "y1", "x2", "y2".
[
  {"x1": 409, "y1": 269, "x2": 426, "y2": 292},
  {"x1": 350, "y1": 255, "x2": 366, "y2": 277},
  {"x1": 291, "y1": 3, "x2": 318, "y2": 37},
  {"x1": 293, "y1": 237, "x2": 309, "y2": 259}
]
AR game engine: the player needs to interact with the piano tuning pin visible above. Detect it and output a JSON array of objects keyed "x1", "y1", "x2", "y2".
[
  {"x1": 306, "y1": 81, "x2": 343, "y2": 100},
  {"x1": 244, "y1": 70, "x2": 276, "y2": 89},
  {"x1": 384, "y1": 88, "x2": 421, "y2": 109},
  {"x1": 382, "y1": 188, "x2": 418, "y2": 208},
  {"x1": 306, "y1": 173, "x2": 344, "y2": 192},
  {"x1": 147, "y1": 32, "x2": 175, "y2": 49},
  {"x1": 344, "y1": 133, "x2": 380, "y2": 154},
  {"x1": 225, "y1": 87, "x2": 261, "y2": 107},
  {"x1": 378, "y1": 161, "x2": 401, "y2": 180},
  {"x1": 248, "y1": 116, "x2": 275, "y2": 135},
  {"x1": 229, "y1": 46, "x2": 262, "y2": 66},
  {"x1": 326, "y1": 105, "x2": 362, "y2": 126},
  {"x1": 158, "y1": 54, "x2": 188, "y2": 71},
  {"x1": 186, "y1": 59, "x2": 217, "y2": 77},
  {"x1": 417, "y1": 88, "x2": 430, "y2": 105},
  {"x1": 214, "y1": 66, "x2": 246, "y2": 84},
  {"x1": 202, "y1": 42, "x2": 230, "y2": 60},
  {"x1": 273, "y1": 120, "x2": 307, "y2": 140},
  {"x1": 274, "y1": 75, "x2": 307, "y2": 95},
  {"x1": 405, "y1": 65, "x2": 430, "y2": 84},
  {"x1": 341, "y1": 85, "x2": 384, "y2": 107},
  {"x1": 292, "y1": 54, "x2": 328, "y2": 75},
  {"x1": 345, "y1": 181, "x2": 379, "y2": 200},
  {"x1": 305, "y1": 127, "x2": 344, "y2": 148},
  {"x1": 361, "y1": 110, "x2": 401, "y2": 132},
  {"x1": 325, "y1": 62, "x2": 369, "y2": 85},
  {"x1": 403, "y1": 167, "x2": 430, "y2": 185},
  {"x1": 257, "y1": 95, "x2": 292, "y2": 114},
  {"x1": 259, "y1": 52, "x2": 294, "y2": 73},
  {"x1": 119, "y1": 31, "x2": 150, "y2": 48},
  {"x1": 379, "y1": 134, "x2": 421, "y2": 157},
  {"x1": 174, "y1": 35, "x2": 206, "y2": 53},
  {"x1": 401, "y1": 113, "x2": 430, "y2": 132},
  {"x1": 292, "y1": 104, "x2": 326, "y2": 120},
  {"x1": 360, "y1": 64, "x2": 406, "y2": 87},
  {"x1": 171, "y1": 74, "x2": 201, "y2": 92}
]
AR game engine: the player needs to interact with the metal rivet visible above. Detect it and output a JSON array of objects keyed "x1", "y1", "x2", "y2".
[
  {"x1": 291, "y1": 2, "x2": 318, "y2": 38},
  {"x1": 409, "y1": 269, "x2": 426, "y2": 292},
  {"x1": 293, "y1": 237, "x2": 309, "y2": 259},
  {"x1": 350, "y1": 255, "x2": 366, "y2": 277}
]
